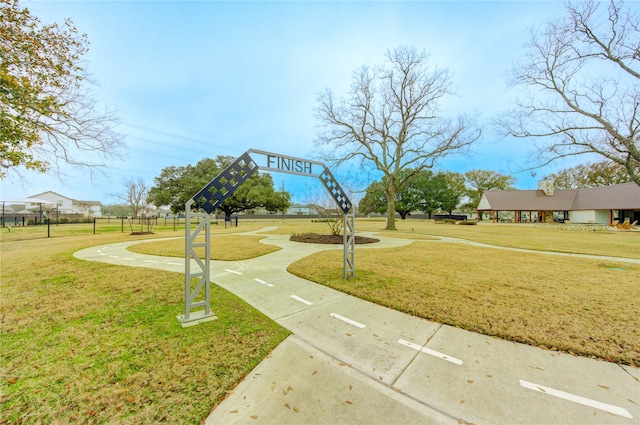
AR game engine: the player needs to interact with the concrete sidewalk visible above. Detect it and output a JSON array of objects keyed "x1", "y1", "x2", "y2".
[{"x1": 74, "y1": 228, "x2": 640, "y2": 425}]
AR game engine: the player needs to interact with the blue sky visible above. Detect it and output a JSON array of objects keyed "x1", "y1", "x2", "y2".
[{"x1": 3, "y1": 0, "x2": 585, "y2": 205}]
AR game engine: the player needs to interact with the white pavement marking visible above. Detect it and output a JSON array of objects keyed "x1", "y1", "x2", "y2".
[
  {"x1": 99, "y1": 253, "x2": 107, "y2": 256},
  {"x1": 255, "y1": 278, "x2": 274, "y2": 287},
  {"x1": 144, "y1": 260, "x2": 158, "y2": 263},
  {"x1": 167, "y1": 262, "x2": 182, "y2": 266},
  {"x1": 290, "y1": 295, "x2": 313, "y2": 306},
  {"x1": 397, "y1": 339, "x2": 464, "y2": 366},
  {"x1": 330, "y1": 313, "x2": 366, "y2": 329},
  {"x1": 225, "y1": 269, "x2": 242, "y2": 275},
  {"x1": 109, "y1": 255, "x2": 118, "y2": 258},
  {"x1": 519, "y1": 379, "x2": 633, "y2": 419},
  {"x1": 122, "y1": 258, "x2": 135, "y2": 261}
]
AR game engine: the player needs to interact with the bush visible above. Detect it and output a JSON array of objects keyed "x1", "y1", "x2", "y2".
[
  {"x1": 311, "y1": 218, "x2": 338, "y2": 223},
  {"x1": 458, "y1": 220, "x2": 477, "y2": 225}
]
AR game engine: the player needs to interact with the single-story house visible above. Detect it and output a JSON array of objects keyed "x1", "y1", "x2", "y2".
[{"x1": 477, "y1": 181, "x2": 640, "y2": 224}]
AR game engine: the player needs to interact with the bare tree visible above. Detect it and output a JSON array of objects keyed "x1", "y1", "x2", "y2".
[
  {"x1": 498, "y1": 0, "x2": 640, "y2": 186},
  {"x1": 302, "y1": 186, "x2": 345, "y2": 236},
  {"x1": 545, "y1": 160, "x2": 631, "y2": 189},
  {"x1": 315, "y1": 46, "x2": 481, "y2": 230},
  {"x1": 118, "y1": 178, "x2": 148, "y2": 218}
]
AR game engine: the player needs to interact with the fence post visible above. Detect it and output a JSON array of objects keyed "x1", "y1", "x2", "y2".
[{"x1": 93, "y1": 217, "x2": 96, "y2": 234}]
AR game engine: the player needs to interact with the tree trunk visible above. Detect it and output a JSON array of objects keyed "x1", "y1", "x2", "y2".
[
  {"x1": 385, "y1": 187, "x2": 396, "y2": 230},
  {"x1": 218, "y1": 206, "x2": 233, "y2": 219}
]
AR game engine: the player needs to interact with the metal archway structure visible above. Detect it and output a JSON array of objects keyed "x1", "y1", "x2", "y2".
[{"x1": 178, "y1": 149, "x2": 354, "y2": 326}]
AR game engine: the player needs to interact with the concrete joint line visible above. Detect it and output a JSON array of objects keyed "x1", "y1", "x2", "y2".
[
  {"x1": 286, "y1": 335, "x2": 464, "y2": 423},
  {"x1": 390, "y1": 324, "x2": 453, "y2": 387},
  {"x1": 618, "y1": 364, "x2": 640, "y2": 382}
]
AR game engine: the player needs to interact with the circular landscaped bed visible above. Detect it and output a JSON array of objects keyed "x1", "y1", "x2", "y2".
[{"x1": 290, "y1": 233, "x2": 379, "y2": 244}]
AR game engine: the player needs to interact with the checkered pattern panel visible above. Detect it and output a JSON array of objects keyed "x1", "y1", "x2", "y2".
[
  {"x1": 192, "y1": 152, "x2": 258, "y2": 214},
  {"x1": 319, "y1": 167, "x2": 352, "y2": 214}
]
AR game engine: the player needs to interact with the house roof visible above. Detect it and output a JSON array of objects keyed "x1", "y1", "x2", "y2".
[
  {"x1": 571, "y1": 183, "x2": 640, "y2": 210},
  {"x1": 30, "y1": 191, "x2": 72, "y2": 201},
  {"x1": 29, "y1": 191, "x2": 101, "y2": 206},
  {"x1": 478, "y1": 182, "x2": 640, "y2": 211},
  {"x1": 0, "y1": 198, "x2": 53, "y2": 204}
]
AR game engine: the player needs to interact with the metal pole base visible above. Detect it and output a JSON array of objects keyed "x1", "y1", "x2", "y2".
[{"x1": 177, "y1": 311, "x2": 218, "y2": 328}]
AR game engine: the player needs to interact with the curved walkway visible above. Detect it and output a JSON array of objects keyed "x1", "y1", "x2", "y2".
[{"x1": 74, "y1": 228, "x2": 640, "y2": 425}]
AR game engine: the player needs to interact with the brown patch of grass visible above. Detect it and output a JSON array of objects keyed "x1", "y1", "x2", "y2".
[
  {"x1": 1, "y1": 232, "x2": 289, "y2": 424},
  {"x1": 288, "y1": 241, "x2": 640, "y2": 366},
  {"x1": 129, "y1": 235, "x2": 281, "y2": 261}
]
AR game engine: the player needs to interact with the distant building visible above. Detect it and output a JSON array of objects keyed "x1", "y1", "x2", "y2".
[
  {"x1": 26, "y1": 191, "x2": 103, "y2": 218},
  {"x1": 287, "y1": 203, "x2": 317, "y2": 215},
  {"x1": 477, "y1": 182, "x2": 640, "y2": 224}
]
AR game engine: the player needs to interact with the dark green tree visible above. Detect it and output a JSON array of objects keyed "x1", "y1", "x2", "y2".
[
  {"x1": 358, "y1": 181, "x2": 386, "y2": 216},
  {"x1": 359, "y1": 170, "x2": 424, "y2": 219},
  {"x1": 463, "y1": 169, "x2": 516, "y2": 210},
  {"x1": 412, "y1": 170, "x2": 439, "y2": 218},
  {"x1": 148, "y1": 156, "x2": 291, "y2": 217},
  {"x1": 436, "y1": 171, "x2": 466, "y2": 215},
  {"x1": 393, "y1": 170, "x2": 424, "y2": 219},
  {"x1": 361, "y1": 169, "x2": 466, "y2": 218}
]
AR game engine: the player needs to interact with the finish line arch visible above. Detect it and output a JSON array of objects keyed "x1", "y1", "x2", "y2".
[{"x1": 178, "y1": 149, "x2": 355, "y2": 326}]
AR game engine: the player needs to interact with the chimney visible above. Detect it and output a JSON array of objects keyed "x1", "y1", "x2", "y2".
[{"x1": 538, "y1": 179, "x2": 555, "y2": 196}]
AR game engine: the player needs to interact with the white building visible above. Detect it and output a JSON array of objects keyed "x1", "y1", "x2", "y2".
[{"x1": 26, "y1": 191, "x2": 103, "y2": 218}]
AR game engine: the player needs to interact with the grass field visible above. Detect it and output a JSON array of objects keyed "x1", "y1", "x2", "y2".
[
  {"x1": 286, "y1": 219, "x2": 640, "y2": 366},
  {"x1": 267, "y1": 218, "x2": 640, "y2": 259},
  {"x1": 1, "y1": 227, "x2": 289, "y2": 424},
  {"x1": 129, "y1": 234, "x2": 281, "y2": 261},
  {"x1": 1, "y1": 218, "x2": 639, "y2": 424}
]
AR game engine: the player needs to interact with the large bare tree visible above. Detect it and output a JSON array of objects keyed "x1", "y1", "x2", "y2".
[
  {"x1": 118, "y1": 177, "x2": 148, "y2": 218},
  {"x1": 315, "y1": 46, "x2": 481, "y2": 230},
  {"x1": 545, "y1": 160, "x2": 631, "y2": 189},
  {"x1": 498, "y1": 0, "x2": 640, "y2": 186}
]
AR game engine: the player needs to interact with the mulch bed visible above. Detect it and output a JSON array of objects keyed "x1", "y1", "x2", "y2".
[{"x1": 290, "y1": 233, "x2": 379, "y2": 244}]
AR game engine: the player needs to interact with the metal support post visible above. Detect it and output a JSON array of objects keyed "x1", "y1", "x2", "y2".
[
  {"x1": 343, "y1": 209, "x2": 355, "y2": 279},
  {"x1": 177, "y1": 200, "x2": 217, "y2": 327}
]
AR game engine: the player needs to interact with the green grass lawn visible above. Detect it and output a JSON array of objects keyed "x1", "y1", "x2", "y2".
[
  {"x1": 2, "y1": 217, "x2": 638, "y2": 424},
  {"x1": 268, "y1": 218, "x2": 640, "y2": 259},
  {"x1": 287, "y1": 219, "x2": 640, "y2": 366},
  {"x1": 0, "y1": 230, "x2": 289, "y2": 424},
  {"x1": 129, "y1": 234, "x2": 281, "y2": 261}
]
